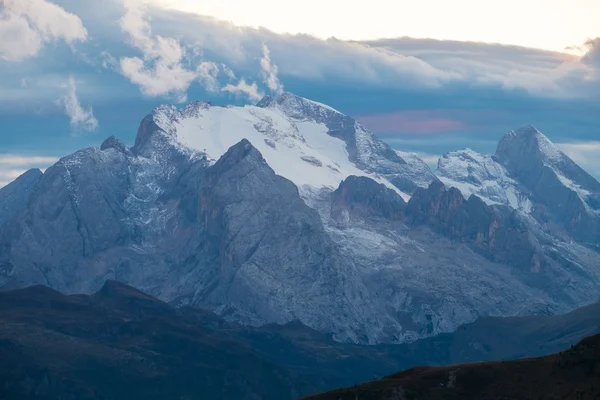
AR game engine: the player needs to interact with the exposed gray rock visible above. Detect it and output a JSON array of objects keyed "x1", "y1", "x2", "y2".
[
  {"x1": 331, "y1": 176, "x2": 406, "y2": 222},
  {"x1": 100, "y1": 135, "x2": 130, "y2": 155},
  {"x1": 406, "y1": 181, "x2": 542, "y2": 271}
]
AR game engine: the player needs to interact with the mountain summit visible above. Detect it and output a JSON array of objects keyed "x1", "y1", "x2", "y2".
[
  {"x1": 138, "y1": 91, "x2": 435, "y2": 196},
  {"x1": 438, "y1": 125, "x2": 600, "y2": 245}
]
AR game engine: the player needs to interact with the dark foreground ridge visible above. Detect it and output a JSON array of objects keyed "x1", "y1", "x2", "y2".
[
  {"x1": 305, "y1": 334, "x2": 600, "y2": 400},
  {"x1": 1, "y1": 281, "x2": 600, "y2": 400}
]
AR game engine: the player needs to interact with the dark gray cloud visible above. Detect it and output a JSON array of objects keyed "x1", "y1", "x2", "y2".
[{"x1": 582, "y1": 37, "x2": 600, "y2": 68}]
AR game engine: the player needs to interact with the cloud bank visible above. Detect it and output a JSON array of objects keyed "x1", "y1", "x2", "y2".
[{"x1": 1, "y1": 0, "x2": 599, "y2": 181}]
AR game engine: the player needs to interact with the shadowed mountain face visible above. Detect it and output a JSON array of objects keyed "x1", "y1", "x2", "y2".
[
  {"x1": 305, "y1": 334, "x2": 600, "y2": 400},
  {"x1": 495, "y1": 126, "x2": 600, "y2": 243},
  {"x1": 1, "y1": 282, "x2": 600, "y2": 400},
  {"x1": 0, "y1": 281, "x2": 304, "y2": 400},
  {"x1": 1, "y1": 94, "x2": 600, "y2": 344}
]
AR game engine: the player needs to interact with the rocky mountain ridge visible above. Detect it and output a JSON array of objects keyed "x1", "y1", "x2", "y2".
[{"x1": 0, "y1": 92, "x2": 599, "y2": 344}]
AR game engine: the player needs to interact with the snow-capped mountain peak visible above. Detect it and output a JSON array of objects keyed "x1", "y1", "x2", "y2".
[
  {"x1": 137, "y1": 92, "x2": 435, "y2": 199},
  {"x1": 437, "y1": 125, "x2": 600, "y2": 243},
  {"x1": 496, "y1": 125, "x2": 600, "y2": 213},
  {"x1": 256, "y1": 92, "x2": 342, "y2": 120},
  {"x1": 496, "y1": 125, "x2": 564, "y2": 167},
  {"x1": 436, "y1": 148, "x2": 532, "y2": 212}
]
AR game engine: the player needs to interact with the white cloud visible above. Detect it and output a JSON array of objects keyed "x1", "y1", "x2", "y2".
[
  {"x1": 60, "y1": 77, "x2": 98, "y2": 133},
  {"x1": 118, "y1": 0, "x2": 224, "y2": 102},
  {"x1": 0, "y1": 0, "x2": 87, "y2": 61},
  {"x1": 101, "y1": 51, "x2": 118, "y2": 69},
  {"x1": 557, "y1": 141, "x2": 600, "y2": 179},
  {"x1": 197, "y1": 61, "x2": 220, "y2": 92},
  {"x1": 221, "y1": 63, "x2": 236, "y2": 80},
  {"x1": 260, "y1": 44, "x2": 283, "y2": 94},
  {"x1": 222, "y1": 79, "x2": 263, "y2": 101},
  {"x1": 139, "y1": 9, "x2": 600, "y2": 98}
]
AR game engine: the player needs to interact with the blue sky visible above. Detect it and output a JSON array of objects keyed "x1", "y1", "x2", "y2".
[{"x1": 0, "y1": 0, "x2": 599, "y2": 187}]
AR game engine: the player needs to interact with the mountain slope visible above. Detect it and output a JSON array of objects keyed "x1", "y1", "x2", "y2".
[
  {"x1": 0, "y1": 281, "x2": 305, "y2": 400},
  {"x1": 437, "y1": 125, "x2": 600, "y2": 246},
  {"x1": 2, "y1": 282, "x2": 600, "y2": 400},
  {"x1": 305, "y1": 333, "x2": 600, "y2": 400},
  {"x1": 1, "y1": 94, "x2": 600, "y2": 344},
  {"x1": 496, "y1": 125, "x2": 600, "y2": 243}
]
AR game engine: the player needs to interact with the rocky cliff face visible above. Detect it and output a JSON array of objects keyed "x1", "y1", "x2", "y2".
[
  {"x1": 495, "y1": 125, "x2": 600, "y2": 244},
  {"x1": 1, "y1": 95, "x2": 600, "y2": 344},
  {"x1": 406, "y1": 181, "x2": 542, "y2": 271}
]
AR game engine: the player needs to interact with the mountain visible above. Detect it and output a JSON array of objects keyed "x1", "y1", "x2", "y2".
[
  {"x1": 438, "y1": 125, "x2": 600, "y2": 246},
  {"x1": 0, "y1": 281, "x2": 306, "y2": 400},
  {"x1": 496, "y1": 125, "x2": 600, "y2": 244},
  {"x1": 305, "y1": 333, "x2": 600, "y2": 400},
  {"x1": 2, "y1": 282, "x2": 600, "y2": 400},
  {"x1": 1, "y1": 93, "x2": 600, "y2": 344}
]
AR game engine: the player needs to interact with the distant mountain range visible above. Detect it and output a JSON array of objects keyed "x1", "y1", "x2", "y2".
[
  {"x1": 1, "y1": 281, "x2": 599, "y2": 400},
  {"x1": 1, "y1": 92, "x2": 599, "y2": 344}
]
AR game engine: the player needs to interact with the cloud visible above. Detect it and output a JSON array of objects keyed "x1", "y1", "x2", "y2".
[
  {"x1": 360, "y1": 38, "x2": 598, "y2": 98},
  {"x1": 0, "y1": 0, "x2": 87, "y2": 61},
  {"x1": 118, "y1": 0, "x2": 227, "y2": 102},
  {"x1": 101, "y1": 51, "x2": 118, "y2": 69},
  {"x1": 141, "y1": 9, "x2": 600, "y2": 99},
  {"x1": 0, "y1": 154, "x2": 58, "y2": 188},
  {"x1": 222, "y1": 79, "x2": 263, "y2": 101},
  {"x1": 119, "y1": 1, "x2": 197, "y2": 101},
  {"x1": 140, "y1": 13, "x2": 457, "y2": 90},
  {"x1": 60, "y1": 77, "x2": 98, "y2": 133},
  {"x1": 196, "y1": 61, "x2": 220, "y2": 92},
  {"x1": 557, "y1": 141, "x2": 600, "y2": 180},
  {"x1": 260, "y1": 44, "x2": 283, "y2": 94},
  {"x1": 582, "y1": 38, "x2": 600, "y2": 69},
  {"x1": 221, "y1": 64, "x2": 236, "y2": 80}
]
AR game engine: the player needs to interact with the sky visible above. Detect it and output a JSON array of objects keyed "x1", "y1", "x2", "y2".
[{"x1": 0, "y1": 0, "x2": 599, "y2": 188}]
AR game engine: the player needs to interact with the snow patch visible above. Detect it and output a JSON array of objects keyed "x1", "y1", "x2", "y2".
[{"x1": 156, "y1": 102, "x2": 408, "y2": 200}]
